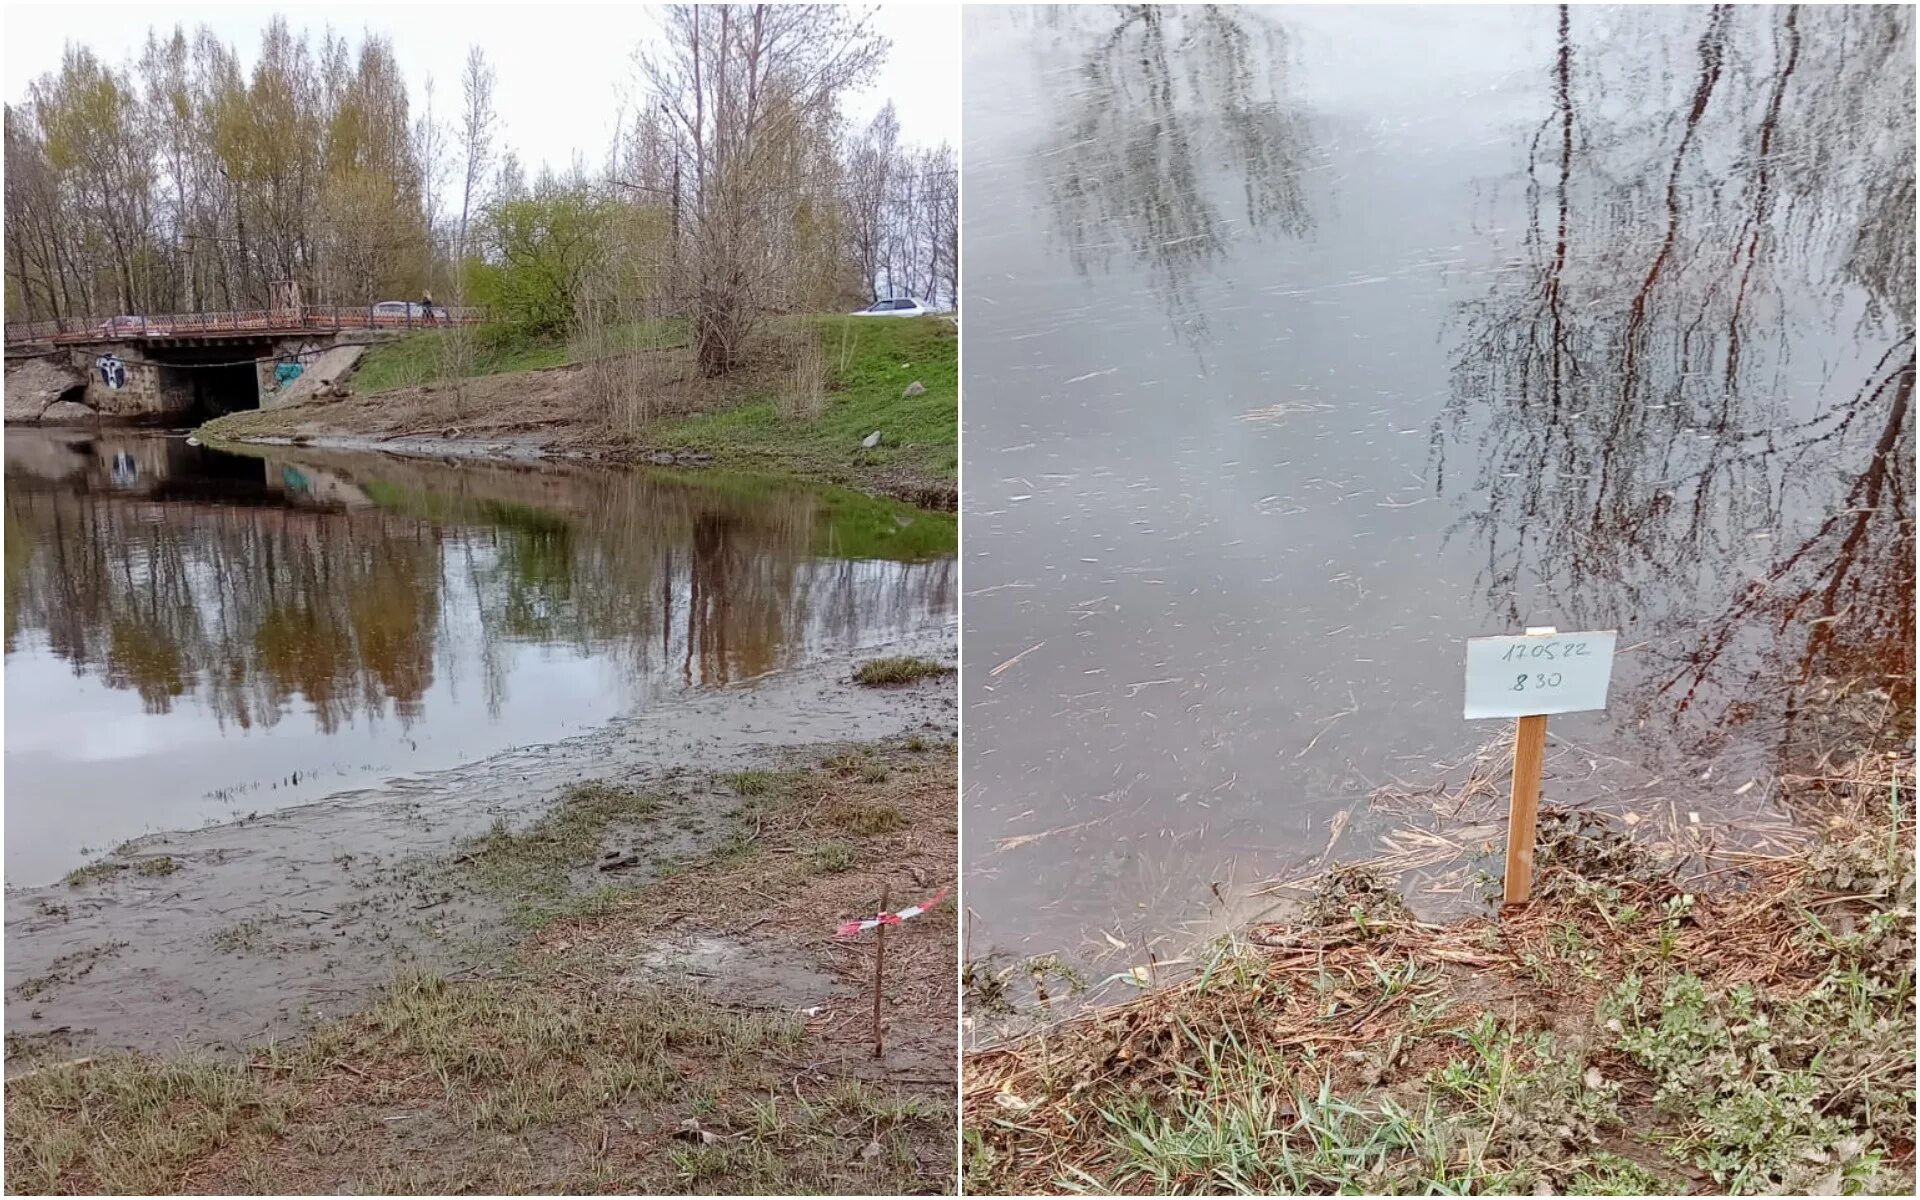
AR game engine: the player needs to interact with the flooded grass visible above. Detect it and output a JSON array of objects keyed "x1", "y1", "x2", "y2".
[
  {"x1": 59, "y1": 862, "x2": 125, "y2": 889},
  {"x1": 855, "y1": 655, "x2": 951, "y2": 687},
  {"x1": 8, "y1": 943, "x2": 129, "y2": 1005},
  {"x1": 724, "y1": 769, "x2": 785, "y2": 796},
  {"x1": 962, "y1": 764, "x2": 1916, "y2": 1196},
  {"x1": 3, "y1": 739, "x2": 958, "y2": 1195},
  {"x1": 454, "y1": 782, "x2": 662, "y2": 928},
  {"x1": 209, "y1": 921, "x2": 266, "y2": 955}
]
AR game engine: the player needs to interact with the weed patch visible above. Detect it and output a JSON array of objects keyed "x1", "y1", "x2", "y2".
[
  {"x1": 830, "y1": 799, "x2": 907, "y2": 836},
  {"x1": 853, "y1": 655, "x2": 950, "y2": 687},
  {"x1": 453, "y1": 781, "x2": 662, "y2": 926},
  {"x1": 964, "y1": 772, "x2": 1916, "y2": 1195},
  {"x1": 809, "y1": 840, "x2": 856, "y2": 873},
  {"x1": 725, "y1": 770, "x2": 778, "y2": 797},
  {"x1": 61, "y1": 860, "x2": 125, "y2": 889}
]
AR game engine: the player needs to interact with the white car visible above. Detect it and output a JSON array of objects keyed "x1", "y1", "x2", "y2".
[
  {"x1": 96, "y1": 315, "x2": 149, "y2": 336},
  {"x1": 851, "y1": 298, "x2": 928, "y2": 317}
]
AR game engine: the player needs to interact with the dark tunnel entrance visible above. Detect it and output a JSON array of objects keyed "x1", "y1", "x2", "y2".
[{"x1": 146, "y1": 342, "x2": 268, "y2": 418}]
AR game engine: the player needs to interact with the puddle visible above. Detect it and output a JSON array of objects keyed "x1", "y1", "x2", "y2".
[{"x1": 623, "y1": 935, "x2": 836, "y2": 1010}]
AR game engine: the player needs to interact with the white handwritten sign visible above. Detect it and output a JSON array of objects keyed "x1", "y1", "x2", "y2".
[{"x1": 1464, "y1": 630, "x2": 1617, "y2": 719}]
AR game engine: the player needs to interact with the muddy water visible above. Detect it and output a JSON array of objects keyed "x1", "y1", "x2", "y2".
[
  {"x1": 5, "y1": 430, "x2": 956, "y2": 885},
  {"x1": 962, "y1": 5, "x2": 1913, "y2": 984}
]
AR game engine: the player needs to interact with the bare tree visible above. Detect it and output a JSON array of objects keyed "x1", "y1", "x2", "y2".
[
  {"x1": 640, "y1": 3, "x2": 886, "y2": 376},
  {"x1": 457, "y1": 45, "x2": 497, "y2": 264},
  {"x1": 845, "y1": 102, "x2": 898, "y2": 303},
  {"x1": 926, "y1": 141, "x2": 957, "y2": 309},
  {"x1": 413, "y1": 73, "x2": 449, "y2": 281}
]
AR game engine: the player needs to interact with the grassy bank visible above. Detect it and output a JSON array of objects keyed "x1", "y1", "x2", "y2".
[
  {"x1": 6, "y1": 738, "x2": 958, "y2": 1195},
  {"x1": 646, "y1": 316, "x2": 957, "y2": 503},
  {"x1": 963, "y1": 765, "x2": 1916, "y2": 1195},
  {"x1": 199, "y1": 314, "x2": 956, "y2": 506},
  {"x1": 349, "y1": 320, "x2": 685, "y2": 394}
]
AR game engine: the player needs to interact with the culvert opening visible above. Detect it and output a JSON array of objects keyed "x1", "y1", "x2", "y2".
[
  {"x1": 161, "y1": 361, "x2": 260, "y2": 418},
  {"x1": 147, "y1": 345, "x2": 267, "y2": 419}
]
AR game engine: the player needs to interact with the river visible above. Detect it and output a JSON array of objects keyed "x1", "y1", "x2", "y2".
[
  {"x1": 960, "y1": 3, "x2": 1914, "y2": 997},
  {"x1": 4, "y1": 429, "x2": 956, "y2": 886}
]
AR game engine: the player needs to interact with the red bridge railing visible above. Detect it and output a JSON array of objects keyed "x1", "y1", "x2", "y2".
[{"x1": 5, "y1": 305, "x2": 486, "y2": 347}]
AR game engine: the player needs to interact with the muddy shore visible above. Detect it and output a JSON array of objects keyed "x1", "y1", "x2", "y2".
[{"x1": 5, "y1": 632, "x2": 954, "y2": 1062}]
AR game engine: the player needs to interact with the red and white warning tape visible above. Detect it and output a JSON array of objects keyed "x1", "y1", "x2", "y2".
[{"x1": 835, "y1": 886, "x2": 949, "y2": 937}]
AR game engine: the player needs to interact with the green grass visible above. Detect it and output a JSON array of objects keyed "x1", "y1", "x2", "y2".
[
  {"x1": 724, "y1": 770, "x2": 778, "y2": 797},
  {"x1": 827, "y1": 798, "x2": 905, "y2": 836},
  {"x1": 852, "y1": 655, "x2": 950, "y2": 687},
  {"x1": 1, "y1": 967, "x2": 811, "y2": 1194},
  {"x1": 202, "y1": 313, "x2": 954, "y2": 506},
  {"x1": 1602, "y1": 949, "x2": 1912, "y2": 1192},
  {"x1": 649, "y1": 315, "x2": 957, "y2": 492}
]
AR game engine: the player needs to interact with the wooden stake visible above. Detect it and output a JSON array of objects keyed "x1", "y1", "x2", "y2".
[
  {"x1": 1504, "y1": 625, "x2": 1557, "y2": 905},
  {"x1": 871, "y1": 883, "x2": 889, "y2": 1059},
  {"x1": 1504, "y1": 713, "x2": 1548, "y2": 904}
]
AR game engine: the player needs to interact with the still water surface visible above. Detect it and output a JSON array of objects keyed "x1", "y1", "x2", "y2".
[
  {"x1": 5, "y1": 431, "x2": 955, "y2": 884},
  {"x1": 962, "y1": 4, "x2": 1913, "y2": 976}
]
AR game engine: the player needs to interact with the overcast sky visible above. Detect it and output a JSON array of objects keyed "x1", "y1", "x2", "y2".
[{"x1": 4, "y1": 1, "x2": 960, "y2": 169}]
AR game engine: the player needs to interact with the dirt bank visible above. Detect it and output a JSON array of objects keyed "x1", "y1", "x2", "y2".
[
  {"x1": 5, "y1": 644, "x2": 958, "y2": 1194},
  {"x1": 963, "y1": 753, "x2": 1915, "y2": 1196},
  {"x1": 196, "y1": 317, "x2": 959, "y2": 509}
]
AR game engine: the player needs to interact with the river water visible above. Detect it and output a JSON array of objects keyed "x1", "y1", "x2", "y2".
[
  {"x1": 961, "y1": 5, "x2": 1913, "y2": 983},
  {"x1": 4, "y1": 430, "x2": 956, "y2": 885}
]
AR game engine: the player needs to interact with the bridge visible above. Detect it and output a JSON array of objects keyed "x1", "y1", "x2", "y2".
[
  {"x1": 4, "y1": 304, "x2": 484, "y2": 350},
  {"x1": 5, "y1": 304, "x2": 483, "y2": 425}
]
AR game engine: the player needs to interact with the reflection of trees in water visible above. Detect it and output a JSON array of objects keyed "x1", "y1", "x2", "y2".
[
  {"x1": 4, "y1": 498, "x2": 443, "y2": 730},
  {"x1": 447, "y1": 472, "x2": 955, "y2": 696},
  {"x1": 1033, "y1": 4, "x2": 1314, "y2": 342},
  {"x1": 5, "y1": 465, "x2": 956, "y2": 728},
  {"x1": 1440, "y1": 3, "x2": 1914, "y2": 761}
]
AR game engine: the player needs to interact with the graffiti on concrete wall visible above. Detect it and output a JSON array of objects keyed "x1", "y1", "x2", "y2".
[
  {"x1": 273, "y1": 360, "x2": 305, "y2": 389},
  {"x1": 96, "y1": 354, "x2": 127, "y2": 390}
]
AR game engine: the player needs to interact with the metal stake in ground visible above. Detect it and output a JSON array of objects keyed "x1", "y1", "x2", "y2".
[
  {"x1": 1463, "y1": 625, "x2": 1619, "y2": 906},
  {"x1": 871, "y1": 883, "x2": 889, "y2": 1059}
]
